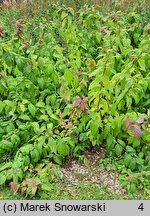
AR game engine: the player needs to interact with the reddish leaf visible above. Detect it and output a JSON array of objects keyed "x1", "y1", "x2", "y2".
[
  {"x1": 80, "y1": 102, "x2": 86, "y2": 110},
  {"x1": 82, "y1": 96, "x2": 88, "y2": 101},
  {"x1": 126, "y1": 121, "x2": 131, "y2": 129},
  {"x1": 31, "y1": 186, "x2": 38, "y2": 196},
  {"x1": 83, "y1": 108, "x2": 88, "y2": 115},
  {"x1": 65, "y1": 121, "x2": 73, "y2": 129},
  {"x1": 136, "y1": 116, "x2": 148, "y2": 124},
  {"x1": 0, "y1": 27, "x2": 3, "y2": 36},
  {"x1": 23, "y1": 40, "x2": 30, "y2": 46},
  {"x1": 10, "y1": 182, "x2": 19, "y2": 194},
  {"x1": 31, "y1": 181, "x2": 41, "y2": 187},
  {"x1": 126, "y1": 119, "x2": 134, "y2": 129},
  {"x1": 21, "y1": 186, "x2": 27, "y2": 194},
  {"x1": 111, "y1": 14, "x2": 118, "y2": 21},
  {"x1": 80, "y1": 102, "x2": 88, "y2": 114},
  {"x1": 130, "y1": 125, "x2": 142, "y2": 139},
  {"x1": 100, "y1": 27, "x2": 108, "y2": 34},
  {"x1": 76, "y1": 69, "x2": 83, "y2": 77},
  {"x1": 59, "y1": 112, "x2": 63, "y2": 119},
  {"x1": 74, "y1": 97, "x2": 82, "y2": 107}
]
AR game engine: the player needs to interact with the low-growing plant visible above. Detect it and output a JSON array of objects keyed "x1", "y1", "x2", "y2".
[{"x1": 0, "y1": 0, "x2": 149, "y2": 197}]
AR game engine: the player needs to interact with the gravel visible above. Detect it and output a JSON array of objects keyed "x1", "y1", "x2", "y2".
[{"x1": 61, "y1": 151, "x2": 126, "y2": 194}]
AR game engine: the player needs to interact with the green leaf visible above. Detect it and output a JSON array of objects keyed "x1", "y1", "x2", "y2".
[
  {"x1": 63, "y1": 106, "x2": 70, "y2": 117},
  {"x1": 0, "y1": 101, "x2": 5, "y2": 113},
  {"x1": 132, "y1": 139, "x2": 141, "y2": 148},
  {"x1": 118, "y1": 100, "x2": 125, "y2": 110},
  {"x1": 0, "y1": 173, "x2": 6, "y2": 185},
  {"x1": 115, "y1": 144, "x2": 123, "y2": 157},
  {"x1": 129, "y1": 183, "x2": 137, "y2": 193},
  {"x1": 39, "y1": 115, "x2": 49, "y2": 122},
  {"x1": 117, "y1": 139, "x2": 126, "y2": 148},
  {"x1": 50, "y1": 94, "x2": 57, "y2": 106},
  {"x1": 41, "y1": 183, "x2": 53, "y2": 192},
  {"x1": 131, "y1": 92, "x2": 140, "y2": 104},
  {"x1": 95, "y1": 32, "x2": 102, "y2": 43},
  {"x1": 48, "y1": 138, "x2": 57, "y2": 154},
  {"x1": 106, "y1": 135, "x2": 115, "y2": 152},
  {"x1": 11, "y1": 134, "x2": 20, "y2": 145},
  {"x1": 61, "y1": 11, "x2": 67, "y2": 20},
  {"x1": 28, "y1": 103, "x2": 36, "y2": 117},
  {"x1": 38, "y1": 57, "x2": 45, "y2": 68},
  {"x1": 46, "y1": 105, "x2": 52, "y2": 116},
  {"x1": 30, "y1": 122, "x2": 40, "y2": 132},
  {"x1": 141, "y1": 130, "x2": 150, "y2": 142},
  {"x1": 15, "y1": 56, "x2": 25, "y2": 70},
  {"x1": 0, "y1": 162, "x2": 12, "y2": 172},
  {"x1": 122, "y1": 38, "x2": 131, "y2": 47},
  {"x1": 100, "y1": 99, "x2": 108, "y2": 116},
  {"x1": 50, "y1": 114, "x2": 59, "y2": 121},
  {"x1": 35, "y1": 136, "x2": 46, "y2": 153},
  {"x1": 30, "y1": 149, "x2": 41, "y2": 163},
  {"x1": 64, "y1": 69, "x2": 74, "y2": 84},
  {"x1": 125, "y1": 79, "x2": 133, "y2": 91},
  {"x1": 103, "y1": 124, "x2": 111, "y2": 139},
  {"x1": 138, "y1": 58, "x2": 146, "y2": 71},
  {"x1": 0, "y1": 140, "x2": 14, "y2": 152},
  {"x1": 19, "y1": 144, "x2": 33, "y2": 155},
  {"x1": 44, "y1": 36, "x2": 51, "y2": 45},
  {"x1": 90, "y1": 121, "x2": 99, "y2": 138},
  {"x1": 5, "y1": 55, "x2": 14, "y2": 67},
  {"x1": 6, "y1": 123, "x2": 15, "y2": 133},
  {"x1": 36, "y1": 101, "x2": 45, "y2": 108},
  {"x1": 0, "y1": 127, "x2": 5, "y2": 135},
  {"x1": 24, "y1": 155, "x2": 30, "y2": 166},
  {"x1": 47, "y1": 123, "x2": 53, "y2": 130},
  {"x1": 126, "y1": 96, "x2": 132, "y2": 109},
  {"x1": 129, "y1": 159, "x2": 137, "y2": 171},
  {"x1": 57, "y1": 142, "x2": 70, "y2": 156},
  {"x1": 19, "y1": 115, "x2": 30, "y2": 121},
  {"x1": 4, "y1": 100, "x2": 16, "y2": 113},
  {"x1": 123, "y1": 154, "x2": 132, "y2": 167},
  {"x1": 126, "y1": 146, "x2": 136, "y2": 154},
  {"x1": 19, "y1": 103, "x2": 26, "y2": 113},
  {"x1": 53, "y1": 155, "x2": 64, "y2": 165},
  {"x1": 138, "y1": 152, "x2": 144, "y2": 159},
  {"x1": 37, "y1": 77, "x2": 45, "y2": 90}
]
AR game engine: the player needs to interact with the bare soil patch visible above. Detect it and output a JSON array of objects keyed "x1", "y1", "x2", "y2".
[{"x1": 61, "y1": 150, "x2": 126, "y2": 194}]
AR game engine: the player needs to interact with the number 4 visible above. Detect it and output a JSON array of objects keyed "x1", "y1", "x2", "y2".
[{"x1": 138, "y1": 203, "x2": 144, "y2": 211}]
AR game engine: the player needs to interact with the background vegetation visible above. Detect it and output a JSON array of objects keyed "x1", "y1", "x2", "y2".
[{"x1": 0, "y1": 0, "x2": 150, "y2": 199}]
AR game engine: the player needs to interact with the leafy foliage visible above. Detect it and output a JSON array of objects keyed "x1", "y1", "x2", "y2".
[{"x1": 0, "y1": 1, "x2": 150, "y2": 196}]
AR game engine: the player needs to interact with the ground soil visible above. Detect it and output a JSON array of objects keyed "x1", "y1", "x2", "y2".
[{"x1": 61, "y1": 149, "x2": 126, "y2": 194}]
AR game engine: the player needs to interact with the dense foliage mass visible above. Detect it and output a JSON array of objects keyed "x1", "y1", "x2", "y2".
[{"x1": 0, "y1": 1, "x2": 150, "y2": 197}]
